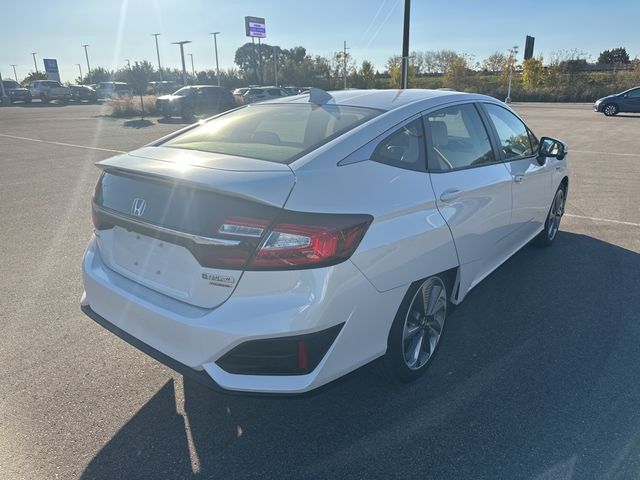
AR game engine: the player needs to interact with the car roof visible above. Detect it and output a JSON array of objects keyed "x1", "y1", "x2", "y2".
[{"x1": 276, "y1": 88, "x2": 482, "y2": 112}]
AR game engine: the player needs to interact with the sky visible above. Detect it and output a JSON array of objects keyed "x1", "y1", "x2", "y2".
[{"x1": 1, "y1": 0, "x2": 639, "y2": 84}]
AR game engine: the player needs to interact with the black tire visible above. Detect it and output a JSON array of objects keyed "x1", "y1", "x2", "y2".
[
  {"x1": 536, "y1": 185, "x2": 566, "y2": 247},
  {"x1": 603, "y1": 103, "x2": 618, "y2": 116},
  {"x1": 385, "y1": 274, "x2": 449, "y2": 383}
]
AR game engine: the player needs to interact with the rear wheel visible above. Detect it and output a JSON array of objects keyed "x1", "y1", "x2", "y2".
[
  {"x1": 603, "y1": 103, "x2": 618, "y2": 116},
  {"x1": 385, "y1": 275, "x2": 448, "y2": 382},
  {"x1": 536, "y1": 186, "x2": 565, "y2": 247}
]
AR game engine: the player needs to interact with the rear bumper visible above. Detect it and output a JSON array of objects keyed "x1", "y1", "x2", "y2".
[
  {"x1": 81, "y1": 236, "x2": 405, "y2": 393},
  {"x1": 81, "y1": 304, "x2": 225, "y2": 392}
]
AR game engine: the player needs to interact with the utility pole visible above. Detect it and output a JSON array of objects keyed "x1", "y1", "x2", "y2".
[
  {"x1": 152, "y1": 33, "x2": 163, "y2": 81},
  {"x1": 172, "y1": 41, "x2": 191, "y2": 86},
  {"x1": 10, "y1": 65, "x2": 18, "y2": 82},
  {"x1": 343, "y1": 40, "x2": 349, "y2": 89},
  {"x1": 31, "y1": 53, "x2": 38, "y2": 73},
  {"x1": 76, "y1": 64, "x2": 83, "y2": 83},
  {"x1": 400, "y1": 0, "x2": 411, "y2": 89},
  {"x1": 505, "y1": 45, "x2": 518, "y2": 103},
  {"x1": 210, "y1": 32, "x2": 221, "y2": 86},
  {"x1": 82, "y1": 45, "x2": 92, "y2": 84}
]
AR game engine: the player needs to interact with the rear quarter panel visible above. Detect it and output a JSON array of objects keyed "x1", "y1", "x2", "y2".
[{"x1": 283, "y1": 160, "x2": 459, "y2": 293}]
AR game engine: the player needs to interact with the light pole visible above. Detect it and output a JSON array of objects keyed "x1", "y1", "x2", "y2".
[
  {"x1": 172, "y1": 41, "x2": 191, "y2": 86},
  {"x1": 82, "y1": 44, "x2": 92, "y2": 84},
  {"x1": 31, "y1": 53, "x2": 38, "y2": 73},
  {"x1": 210, "y1": 32, "x2": 220, "y2": 86},
  {"x1": 11, "y1": 65, "x2": 18, "y2": 82},
  {"x1": 152, "y1": 33, "x2": 163, "y2": 81},
  {"x1": 505, "y1": 45, "x2": 518, "y2": 103},
  {"x1": 188, "y1": 53, "x2": 195, "y2": 80},
  {"x1": 400, "y1": 0, "x2": 411, "y2": 89},
  {"x1": 76, "y1": 64, "x2": 83, "y2": 83}
]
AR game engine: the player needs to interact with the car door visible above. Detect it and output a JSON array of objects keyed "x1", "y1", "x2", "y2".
[
  {"x1": 426, "y1": 102, "x2": 514, "y2": 298},
  {"x1": 481, "y1": 102, "x2": 553, "y2": 244},
  {"x1": 622, "y1": 87, "x2": 640, "y2": 112}
]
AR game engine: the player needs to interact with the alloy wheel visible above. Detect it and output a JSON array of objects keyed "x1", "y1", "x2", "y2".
[
  {"x1": 546, "y1": 188, "x2": 565, "y2": 241},
  {"x1": 402, "y1": 277, "x2": 447, "y2": 370}
]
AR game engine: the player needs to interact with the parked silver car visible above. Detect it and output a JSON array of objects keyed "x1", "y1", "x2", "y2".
[{"x1": 28, "y1": 80, "x2": 71, "y2": 103}]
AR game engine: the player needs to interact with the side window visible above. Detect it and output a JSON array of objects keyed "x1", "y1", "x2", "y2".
[
  {"x1": 484, "y1": 103, "x2": 534, "y2": 160},
  {"x1": 425, "y1": 103, "x2": 495, "y2": 170},
  {"x1": 628, "y1": 89, "x2": 640, "y2": 98},
  {"x1": 371, "y1": 118, "x2": 425, "y2": 170}
]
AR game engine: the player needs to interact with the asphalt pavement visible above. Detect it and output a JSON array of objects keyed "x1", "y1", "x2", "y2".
[{"x1": 1, "y1": 101, "x2": 639, "y2": 480}]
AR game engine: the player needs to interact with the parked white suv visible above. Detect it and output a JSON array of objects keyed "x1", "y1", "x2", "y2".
[
  {"x1": 82, "y1": 89, "x2": 569, "y2": 394},
  {"x1": 28, "y1": 80, "x2": 71, "y2": 103}
]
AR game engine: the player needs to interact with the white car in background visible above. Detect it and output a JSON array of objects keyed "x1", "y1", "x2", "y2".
[
  {"x1": 81, "y1": 89, "x2": 569, "y2": 394},
  {"x1": 28, "y1": 80, "x2": 71, "y2": 103}
]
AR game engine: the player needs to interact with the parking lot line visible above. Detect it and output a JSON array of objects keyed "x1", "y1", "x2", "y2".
[
  {"x1": 571, "y1": 149, "x2": 640, "y2": 158},
  {"x1": 0, "y1": 133, "x2": 125, "y2": 154},
  {"x1": 565, "y1": 213, "x2": 640, "y2": 227}
]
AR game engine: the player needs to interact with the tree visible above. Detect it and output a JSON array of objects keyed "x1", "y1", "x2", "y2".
[
  {"x1": 522, "y1": 56, "x2": 546, "y2": 88},
  {"x1": 127, "y1": 61, "x2": 151, "y2": 119},
  {"x1": 444, "y1": 55, "x2": 471, "y2": 89},
  {"x1": 21, "y1": 71, "x2": 48, "y2": 85},
  {"x1": 597, "y1": 47, "x2": 630, "y2": 65},
  {"x1": 77, "y1": 66, "x2": 113, "y2": 85},
  {"x1": 350, "y1": 60, "x2": 377, "y2": 89},
  {"x1": 482, "y1": 52, "x2": 507, "y2": 73}
]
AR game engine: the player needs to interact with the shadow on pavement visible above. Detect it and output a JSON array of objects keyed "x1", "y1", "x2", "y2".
[
  {"x1": 157, "y1": 117, "x2": 193, "y2": 125},
  {"x1": 81, "y1": 232, "x2": 640, "y2": 479},
  {"x1": 123, "y1": 119, "x2": 155, "y2": 129}
]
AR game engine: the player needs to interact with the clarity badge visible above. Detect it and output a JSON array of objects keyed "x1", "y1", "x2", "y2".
[{"x1": 201, "y1": 273, "x2": 235, "y2": 288}]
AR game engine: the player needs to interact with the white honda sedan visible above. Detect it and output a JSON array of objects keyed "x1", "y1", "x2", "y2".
[{"x1": 81, "y1": 89, "x2": 568, "y2": 394}]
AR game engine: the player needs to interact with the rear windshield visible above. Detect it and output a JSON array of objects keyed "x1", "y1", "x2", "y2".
[{"x1": 162, "y1": 103, "x2": 381, "y2": 164}]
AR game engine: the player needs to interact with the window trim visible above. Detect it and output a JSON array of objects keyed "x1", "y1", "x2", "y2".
[{"x1": 423, "y1": 101, "x2": 504, "y2": 174}]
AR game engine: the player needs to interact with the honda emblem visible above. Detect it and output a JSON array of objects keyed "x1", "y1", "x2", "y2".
[{"x1": 131, "y1": 198, "x2": 146, "y2": 217}]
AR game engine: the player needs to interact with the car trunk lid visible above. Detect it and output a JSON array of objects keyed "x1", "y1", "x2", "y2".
[{"x1": 92, "y1": 147, "x2": 295, "y2": 309}]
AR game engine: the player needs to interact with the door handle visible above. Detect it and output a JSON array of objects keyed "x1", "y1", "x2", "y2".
[
  {"x1": 439, "y1": 189, "x2": 463, "y2": 202},
  {"x1": 514, "y1": 174, "x2": 524, "y2": 183}
]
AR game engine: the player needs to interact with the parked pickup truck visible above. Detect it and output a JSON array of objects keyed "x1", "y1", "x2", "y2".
[{"x1": 28, "y1": 80, "x2": 71, "y2": 103}]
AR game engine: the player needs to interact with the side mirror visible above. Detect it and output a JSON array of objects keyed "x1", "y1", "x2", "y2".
[{"x1": 537, "y1": 137, "x2": 567, "y2": 164}]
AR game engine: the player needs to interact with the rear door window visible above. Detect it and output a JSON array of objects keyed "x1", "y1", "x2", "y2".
[{"x1": 425, "y1": 103, "x2": 496, "y2": 170}]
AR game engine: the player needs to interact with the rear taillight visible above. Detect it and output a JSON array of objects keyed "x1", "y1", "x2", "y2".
[{"x1": 218, "y1": 211, "x2": 372, "y2": 270}]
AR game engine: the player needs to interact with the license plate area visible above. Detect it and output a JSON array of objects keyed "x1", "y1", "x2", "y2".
[{"x1": 112, "y1": 228, "x2": 192, "y2": 299}]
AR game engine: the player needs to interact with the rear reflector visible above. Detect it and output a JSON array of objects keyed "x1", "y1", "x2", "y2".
[{"x1": 216, "y1": 324, "x2": 344, "y2": 375}]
